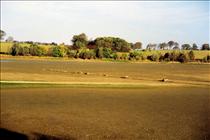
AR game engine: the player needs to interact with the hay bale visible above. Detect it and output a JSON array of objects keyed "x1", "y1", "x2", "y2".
[
  {"x1": 84, "y1": 72, "x2": 89, "y2": 75},
  {"x1": 161, "y1": 78, "x2": 168, "y2": 82},
  {"x1": 103, "y1": 74, "x2": 108, "y2": 77},
  {"x1": 77, "y1": 71, "x2": 83, "y2": 74},
  {"x1": 120, "y1": 76, "x2": 129, "y2": 79}
]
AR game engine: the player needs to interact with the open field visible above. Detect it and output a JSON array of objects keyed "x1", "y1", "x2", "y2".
[
  {"x1": 1, "y1": 57, "x2": 210, "y2": 87},
  {"x1": 1, "y1": 87, "x2": 210, "y2": 140},
  {"x1": 0, "y1": 58, "x2": 210, "y2": 139}
]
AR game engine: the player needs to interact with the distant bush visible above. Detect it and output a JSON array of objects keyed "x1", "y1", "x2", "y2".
[
  {"x1": 10, "y1": 43, "x2": 31, "y2": 56},
  {"x1": 147, "y1": 54, "x2": 160, "y2": 61},
  {"x1": 112, "y1": 53, "x2": 118, "y2": 60},
  {"x1": 67, "y1": 50, "x2": 77, "y2": 58},
  {"x1": 163, "y1": 53, "x2": 171, "y2": 61},
  {"x1": 202, "y1": 55, "x2": 210, "y2": 63},
  {"x1": 207, "y1": 55, "x2": 210, "y2": 62},
  {"x1": 188, "y1": 50, "x2": 195, "y2": 61},
  {"x1": 19, "y1": 46, "x2": 30, "y2": 56},
  {"x1": 52, "y1": 46, "x2": 66, "y2": 57},
  {"x1": 96, "y1": 47, "x2": 104, "y2": 59},
  {"x1": 157, "y1": 51, "x2": 180, "y2": 62},
  {"x1": 177, "y1": 53, "x2": 188, "y2": 63},
  {"x1": 129, "y1": 51, "x2": 138, "y2": 60},
  {"x1": 29, "y1": 44, "x2": 46, "y2": 56},
  {"x1": 169, "y1": 51, "x2": 179, "y2": 61},
  {"x1": 78, "y1": 49, "x2": 96, "y2": 59},
  {"x1": 159, "y1": 55, "x2": 164, "y2": 62},
  {"x1": 201, "y1": 44, "x2": 209, "y2": 50},
  {"x1": 103, "y1": 47, "x2": 113, "y2": 58},
  {"x1": 129, "y1": 51, "x2": 146, "y2": 60},
  {"x1": 121, "y1": 53, "x2": 128, "y2": 60},
  {"x1": 10, "y1": 43, "x2": 21, "y2": 56},
  {"x1": 89, "y1": 50, "x2": 96, "y2": 59}
]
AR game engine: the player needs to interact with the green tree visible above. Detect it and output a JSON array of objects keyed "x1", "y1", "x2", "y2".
[
  {"x1": 192, "y1": 43, "x2": 198, "y2": 50},
  {"x1": 173, "y1": 46, "x2": 180, "y2": 50},
  {"x1": 158, "y1": 43, "x2": 168, "y2": 50},
  {"x1": 181, "y1": 44, "x2": 191, "y2": 50},
  {"x1": 168, "y1": 41, "x2": 175, "y2": 49},
  {"x1": 173, "y1": 42, "x2": 179, "y2": 50},
  {"x1": 112, "y1": 53, "x2": 118, "y2": 60},
  {"x1": 0, "y1": 30, "x2": 6, "y2": 40},
  {"x1": 94, "y1": 37, "x2": 131, "y2": 52},
  {"x1": 112, "y1": 38, "x2": 131, "y2": 52},
  {"x1": 130, "y1": 43, "x2": 134, "y2": 49},
  {"x1": 103, "y1": 47, "x2": 113, "y2": 58},
  {"x1": 201, "y1": 44, "x2": 209, "y2": 50},
  {"x1": 95, "y1": 37, "x2": 113, "y2": 48},
  {"x1": 72, "y1": 33, "x2": 88, "y2": 49},
  {"x1": 52, "y1": 46, "x2": 65, "y2": 57}
]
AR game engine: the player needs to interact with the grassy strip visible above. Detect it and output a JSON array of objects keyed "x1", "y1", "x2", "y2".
[{"x1": 0, "y1": 82, "x2": 156, "y2": 89}]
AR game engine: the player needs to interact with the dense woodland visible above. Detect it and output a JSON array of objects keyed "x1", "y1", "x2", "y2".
[{"x1": 0, "y1": 30, "x2": 209, "y2": 63}]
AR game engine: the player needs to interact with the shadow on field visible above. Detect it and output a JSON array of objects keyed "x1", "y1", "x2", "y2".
[
  {"x1": 0, "y1": 128, "x2": 28, "y2": 140},
  {"x1": 32, "y1": 132, "x2": 76, "y2": 140},
  {"x1": 0, "y1": 128, "x2": 76, "y2": 140}
]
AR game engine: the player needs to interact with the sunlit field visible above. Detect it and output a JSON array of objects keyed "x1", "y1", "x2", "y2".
[
  {"x1": 1, "y1": 1, "x2": 210, "y2": 139},
  {"x1": 1, "y1": 58, "x2": 210, "y2": 140},
  {"x1": 1, "y1": 87, "x2": 209, "y2": 140}
]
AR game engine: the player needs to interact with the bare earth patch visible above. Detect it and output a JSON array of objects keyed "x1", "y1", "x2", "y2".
[{"x1": 1, "y1": 87, "x2": 210, "y2": 140}]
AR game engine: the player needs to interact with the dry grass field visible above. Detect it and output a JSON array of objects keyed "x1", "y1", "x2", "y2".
[
  {"x1": 1, "y1": 57, "x2": 210, "y2": 86},
  {"x1": 0, "y1": 57, "x2": 210, "y2": 140}
]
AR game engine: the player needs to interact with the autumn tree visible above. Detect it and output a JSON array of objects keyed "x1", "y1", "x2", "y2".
[{"x1": 132, "y1": 42, "x2": 142, "y2": 50}]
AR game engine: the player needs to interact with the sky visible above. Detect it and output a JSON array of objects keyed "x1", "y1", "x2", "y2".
[{"x1": 1, "y1": 1, "x2": 209, "y2": 48}]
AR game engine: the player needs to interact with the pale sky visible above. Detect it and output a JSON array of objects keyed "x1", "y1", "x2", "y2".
[{"x1": 1, "y1": 1, "x2": 209, "y2": 48}]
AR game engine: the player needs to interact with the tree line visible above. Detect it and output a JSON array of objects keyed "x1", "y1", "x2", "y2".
[
  {"x1": 1, "y1": 30, "x2": 209, "y2": 51},
  {"x1": 1, "y1": 30, "x2": 210, "y2": 63}
]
